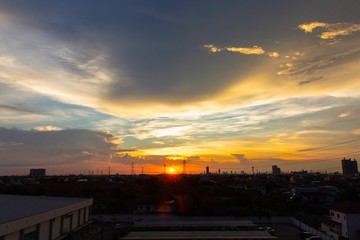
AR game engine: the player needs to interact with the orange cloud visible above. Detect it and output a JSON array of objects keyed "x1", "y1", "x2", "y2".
[
  {"x1": 320, "y1": 23, "x2": 360, "y2": 39},
  {"x1": 203, "y1": 44, "x2": 222, "y2": 53},
  {"x1": 298, "y1": 22, "x2": 328, "y2": 33},
  {"x1": 299, "y1": 21, "x2": 360, "y2": 40},
  {"x1": 268, "y1": 52, "x2": 280, "y2": 58},
  {"x1": 225, "y1": 46, "x2": 265, "y2": 55}
]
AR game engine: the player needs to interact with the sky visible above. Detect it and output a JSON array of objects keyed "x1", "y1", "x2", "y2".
[{"x1": 0, "y1": 0, "x2": 360, "y2": 175}]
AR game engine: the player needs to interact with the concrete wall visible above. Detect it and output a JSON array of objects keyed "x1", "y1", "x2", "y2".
[
  {"x1": 4, "y1": 232, "x2": 19, "y2": 240},
  {"x1": 52, "y1": 216, "x2": 61, "y2": 238},
  {"x1": 346, "y1": 214, "x2": 360, "y2": 240},
  {"x1": 291, "y1": 218, "x2": 332, "y2": 240},
  {"x1": 39, "y1": 221, "x2": 50, "y2": 240}
]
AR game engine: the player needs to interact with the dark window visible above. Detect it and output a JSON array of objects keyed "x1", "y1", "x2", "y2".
[
  {"x1": 49, "y1": 219, "x2": 54, "y2": 239},
  {"x1": 24, "y1": 230, "x2": 37, "y2": 240},
  {"x1": 78, "y1": 209, "x2": 81, "y2": 226}
]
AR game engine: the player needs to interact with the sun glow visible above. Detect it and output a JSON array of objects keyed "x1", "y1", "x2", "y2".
[{"x1": 169, "y1": 167, "x2": 175, "y2": 174}]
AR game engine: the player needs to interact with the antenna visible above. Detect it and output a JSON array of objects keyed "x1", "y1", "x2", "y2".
[
  {"x1": 131, "y1": 162, "x2": 135, "y2": 175},
  {"x1": 182, "y1": 159, "x2": 187, "y2": 174}
]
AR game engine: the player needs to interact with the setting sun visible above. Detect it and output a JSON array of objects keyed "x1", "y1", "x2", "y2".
[{"x1": 169, "y1": 168, "x2": 175, "y2": 174}]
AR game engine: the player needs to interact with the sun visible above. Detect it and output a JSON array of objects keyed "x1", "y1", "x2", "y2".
[{"x1": 169, "y1": 168, "x2": 175, "y2": 174}]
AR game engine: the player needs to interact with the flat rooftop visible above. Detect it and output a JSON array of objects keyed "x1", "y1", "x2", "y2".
[
  {"x1": 122, "y1": 231, "x2": 277, "y2": 239},
  {"x1": 0, "y1": 194, "x2": 92, "y2": 224},
  {"x1": 133, "y1": 220, "x2": 257, "y2": 228}
]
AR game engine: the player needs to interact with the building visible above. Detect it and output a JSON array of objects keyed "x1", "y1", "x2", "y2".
[
  {"x1": 0, "y1": 194, "x2": 92, "y2": 240},
  {"x1": 272, "y1": 165, "x2": 281, "y2": 175},
  {"x1": 321, "y1": 201, "x2": 360, "y2": 240},
  {"x1": 205, "y1": 166, "x2": 209, "y2": 175},
  {"x1": 122, "y1": 220, "x2": 276, "y2": 239},
  {"x1": 341, "y1": 158, "x2": 358, "y2": 176},
  {"x1": 29, "y1": 168, "x2": 46, "y2": 177}
]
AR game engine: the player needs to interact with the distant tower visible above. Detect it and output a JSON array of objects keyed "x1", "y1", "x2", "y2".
[
  {"x1": 272, "y1": 165, "x2": 281, "y2": 175},
  {"x1": 163, "y1": 164, "x2": 166, "y2": 174},
  {"x1": 206, "y1": 166, "x2": 209, "y2": 175},
  {"x1": 341, "y1": 158, "x2": 358, "y2": 176}
]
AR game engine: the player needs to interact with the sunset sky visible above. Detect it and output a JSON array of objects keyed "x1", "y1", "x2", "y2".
[{"x1": 0, "y1": 0, "x2": 360, "y2": 175}]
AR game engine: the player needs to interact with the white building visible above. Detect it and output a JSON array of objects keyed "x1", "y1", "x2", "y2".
[
  {"x1": 321, "y1": 201, "x2": 360, "y2": 240},
  {"x1": 0, "y1": 194, "x2": 92, "y2": 240}
]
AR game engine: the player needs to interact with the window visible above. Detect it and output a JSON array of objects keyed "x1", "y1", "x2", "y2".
[
  {"x1": 78, "y1": 209, "x2": 81, "y2": 226},
  {"x1": 337, "y1": 214, "x2": 340, "y2": 218},
  {"x1": 24, "y1": 230, "x2": 37, "y2": 240},
  {"x1": 49, "y1": 219, "x2": 54, "y2": 240}
]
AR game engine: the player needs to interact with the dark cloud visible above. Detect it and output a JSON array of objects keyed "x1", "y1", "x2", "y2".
[
  {"x1": 299, "y1": 76, "x2": 323, "y2": 86},
  {"x1": 113, "y1": 154, "x2": 168, "y2": 165},
  {"x1": 0, "y1": 104, "x2": 42, "y2": 115},
  {"x1": 231, "y1": 154, "x2": 251, "y2": 163},
  {"x1": 0, "y1": 128, "x2": 120, "y2": 167},
  {"x1": 3, "y1": 1, "x2": 358, "y2": 107}
]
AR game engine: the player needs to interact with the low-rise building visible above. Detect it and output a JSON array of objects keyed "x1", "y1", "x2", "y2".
[
  {"x1": 0, "y1": 194, "x2": 92, "y2": 240},
  {"x1": 122, "y1": 220, "x2": 277, "y2": 239}
]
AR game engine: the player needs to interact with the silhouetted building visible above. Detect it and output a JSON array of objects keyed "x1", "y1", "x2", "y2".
[
  {"x1": 341, "y1": 158, "x2": 358, "y2": 176},
  {"x1": 272, "y1": 165, "x2": 281, "y2": 175},
  {"x1": 206, "y1": 166, "x2": 209, "y2": 175},
  {"x1": 0, "y1": 194, "x2": 92, "y2": 240},
  {"x1": 29, "y1": 168, "x2": 46, "y2": 177}
]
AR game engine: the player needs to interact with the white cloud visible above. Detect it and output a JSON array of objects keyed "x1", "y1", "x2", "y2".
[
  {"x1": 32, "y1": 126, "x2": 63, "y2": 131},
  {"x1": 338, "y1": 111, "x2": 351, "y2": 118}
]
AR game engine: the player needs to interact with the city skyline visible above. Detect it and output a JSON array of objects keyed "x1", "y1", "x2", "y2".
[{"x1": 0, "y1": 1, "x2": 360, "y2": 175}]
